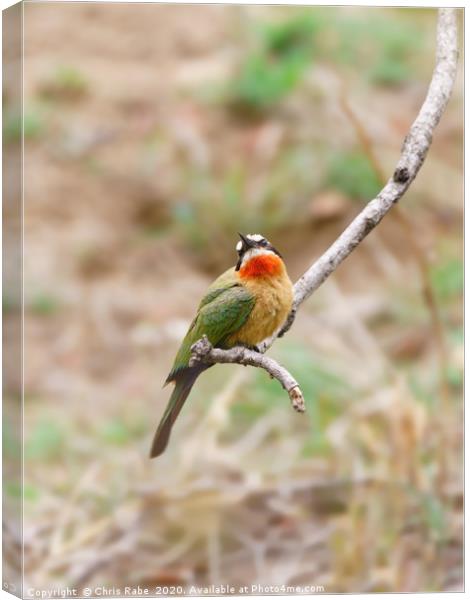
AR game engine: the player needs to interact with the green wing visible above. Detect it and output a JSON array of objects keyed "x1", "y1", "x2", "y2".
[
  {"x1": 167, "y1": 280, "x2": 255, "y2": 381},
  {"x1": 196, "y1": 267, "x2": 237, "y2": 310}
]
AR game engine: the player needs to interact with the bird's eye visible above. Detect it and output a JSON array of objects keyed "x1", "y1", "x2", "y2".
[{"x1": 260, "y1": 239, "x2": 268, "y2": 247}]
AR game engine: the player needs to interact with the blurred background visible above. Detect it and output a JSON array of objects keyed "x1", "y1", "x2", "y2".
[{"x1": 3, "y1": 3, "x2": 463, "y2": 594}]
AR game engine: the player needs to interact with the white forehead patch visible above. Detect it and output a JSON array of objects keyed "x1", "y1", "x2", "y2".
[
  {"x1": 236, "y1": 240, "x2": 243, "y2": 252},
  {"x1": 247, "y1": 233, "x2": 264, "y2": 242}
]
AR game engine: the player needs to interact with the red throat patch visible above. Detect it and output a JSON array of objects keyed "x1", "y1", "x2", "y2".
[{"x1": 239, "y1": 254, "x2": 283, "y2": 279}]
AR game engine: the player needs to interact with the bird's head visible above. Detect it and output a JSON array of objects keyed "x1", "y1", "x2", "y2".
[{"x1": 235, "y1": 233, "x2": 284, "y2": 278}]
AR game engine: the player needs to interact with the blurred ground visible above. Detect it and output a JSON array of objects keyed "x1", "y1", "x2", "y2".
[{"x1": 4, "y1": 3, "x2": 463, "y2": 594}]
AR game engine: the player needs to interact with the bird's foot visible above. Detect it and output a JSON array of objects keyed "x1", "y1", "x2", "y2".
[{"x1": 240, "y1": 343, "x2": 261, "y2": 353}]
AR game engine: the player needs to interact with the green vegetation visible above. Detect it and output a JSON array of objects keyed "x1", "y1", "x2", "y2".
[
  {"x1": 430, "y1": 258, "x2": 463, "y2": 301},
  {"x1": 367, "y1": 18, "x2": 422, "y2": 85},
  {"x1": 225, "y1": 9, "x2": 423, "y2": 118},
  {"x1": 280, "y1": 342, "x2": 350, "y2": 456},
  {"x1": 5, "y1": 481, "x2": 40, "y2": 502},
  {"x1": 421, "y1": 493, "x2": 447, "y2": 542},
  {"x1": 161, "y1": 10, "x2": 423, "y2": 256},
  {"x1": 3, "y1": 420, "x2": 21, "y2": 458},
  {"x1": 408, "y1": 375, "x2": 435, "y2": 409},
  {"x1": 3, "y1": 295, "x2": 20, "y2": 314},
  {"x1": 369, "y1": 56, "x2": 411, "y2": 86},
  {"x1": 26, "y1": 420, "x2": 65, "y2": 460},
  {"x1": 227, "y1": 13, "x2": 319, "y2": 114},
  {"x1": 328, "y1": 12, "x2": 423, "y2": 85},
  {"x1": 171, "y1": 145, "x2": 321, "y2": 260},
  {"x1": 326, "y1": 151, "x2": 382, "y2": 200},
  {"x1": 446, "y1": 365, "x2": 463, "y2": 390},
  {"x1": 29, "y1": 294, "x2": 61, "y2": 316},
  {"x1": 230, "y1": 341, "x2": 350, "y2": 456},
  {"x1": 3, "y1": 107, "x2": 44, "y2": 143},
  {"x1": 171, "y1": 166, "x2": 264, "y2": 252},
  {"x1": 98, "y1": 417, "x2": 147, "y2": 446},
  {"x1": 40, "y1": 65, "x2": 88, "y2": 100},
  {"x1": 55, "y1": 65, "x2": 88, "y2": 93},
  {"x1": 262, "y1": 13, "x2": 320, "y2": 55},
  {"x1": 229, "y1": 52, "x2": 308, "y2": 114}
]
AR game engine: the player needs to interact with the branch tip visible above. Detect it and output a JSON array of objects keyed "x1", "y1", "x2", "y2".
[
  {"x1": 288, "y1": 386, "x2": 305, "y2": 413},
  {"x1": 189, "y1": 337, "x2": 306, "y2": 414}
]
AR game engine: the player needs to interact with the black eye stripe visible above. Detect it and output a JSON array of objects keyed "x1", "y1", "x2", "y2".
[{"x1": 235, "y1": 236, "x2": 282, "y2": 266}]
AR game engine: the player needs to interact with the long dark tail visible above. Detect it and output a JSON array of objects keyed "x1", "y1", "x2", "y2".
[{"x1": 150, "y1": 366, "x2": 205, "y2": 458}]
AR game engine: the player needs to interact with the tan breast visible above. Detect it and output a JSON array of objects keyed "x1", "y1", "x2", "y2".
[{"x1": 227, "y1": 266, "x2": 293, "y2": 347}]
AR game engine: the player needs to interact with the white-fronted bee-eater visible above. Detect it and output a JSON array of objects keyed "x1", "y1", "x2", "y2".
[{"x1": 150, "y1": 233, "x2": 293, "y2": 458}]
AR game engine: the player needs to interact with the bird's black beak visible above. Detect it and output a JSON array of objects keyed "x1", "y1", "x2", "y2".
[{"x1": 238, "y1": 232, "x2": 255, "y2": 250}]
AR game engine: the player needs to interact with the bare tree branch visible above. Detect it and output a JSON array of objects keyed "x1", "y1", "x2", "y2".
[
  {"x1": 189, "y1": 336, "x2": 305, "y2": 413},
  {"x1": 261, "y1": 7, "x2": 458, "y2": 347},
  {"x1": 190, "y1": 8, "x2": 459, "y2": 410}
]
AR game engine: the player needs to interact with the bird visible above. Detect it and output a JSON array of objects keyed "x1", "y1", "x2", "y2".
[{"x1": 150, "y1": 233, "x2": 293, "y2": 458}]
